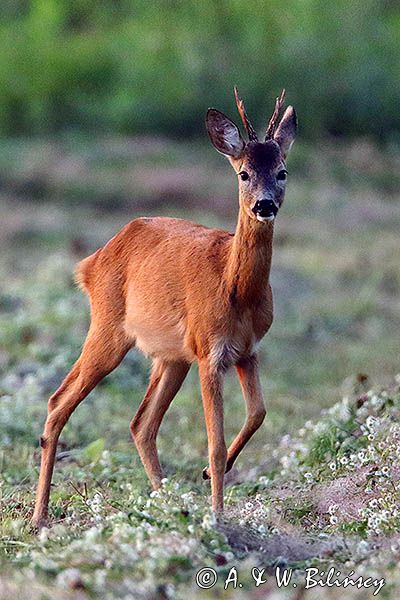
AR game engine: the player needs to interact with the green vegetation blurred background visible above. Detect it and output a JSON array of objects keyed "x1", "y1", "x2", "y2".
[{"x1": 0, "y1": 0, "x2": 399, "y2": 141}]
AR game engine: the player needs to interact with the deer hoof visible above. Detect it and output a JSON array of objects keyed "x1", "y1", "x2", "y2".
[
  {"x1": 30, "y1": 516, "x2": 49, "y2": 533},
  {"x1": 202, "y1": 466, "x2": 211, "y2": 480}
]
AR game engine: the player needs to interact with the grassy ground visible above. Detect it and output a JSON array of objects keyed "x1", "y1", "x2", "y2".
[{"x1": 0, "y1": 136, "x2": 400, "y2": 598}]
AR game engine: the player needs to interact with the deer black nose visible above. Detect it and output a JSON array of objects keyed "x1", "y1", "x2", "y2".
[{"x1": 252, "y1": 199, "x2": 278, "y2": 218}]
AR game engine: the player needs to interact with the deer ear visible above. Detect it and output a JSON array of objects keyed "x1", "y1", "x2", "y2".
[
  {"x1": 274, "y1": 106, "x2": 297, "y2": 158},
  {"x1": 206, "y1": 109, "x2": 245, "y2": 158}
]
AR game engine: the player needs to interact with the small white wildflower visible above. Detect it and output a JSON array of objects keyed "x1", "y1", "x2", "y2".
[
  {"x1": 56, "y1": 568, "x2": 83, "y2": 589},
  {"x1": 340, "y1": 456, "x2": 349, "y2": 465},
  {"x1": 329, "y1": 462, "x2": 336, "y2": 471},
  {"x1": 84, "y1": 526, "x2": 102, "y2": 543},
  {"x1": 329, "y1": 516, "x2": 338, "y2": 525},
  {"x1": 369, "y1": 498, "x2": 379, "y2": 508},
  {"x1": 366, "y1": 416, "x2": 377, "y2": 430},
  {"x1": 328, "y1": 504, "x2": 338, "y2": 515},
  {"x1": 356, "y1": 540, "x2": 370, "y2": 556},
  {"x1": 39, "y1": 527, "x2": 50, "y2": 543},
  {"x1": 257, "y1": 524, "x2": 266, "y2": 534},
  {"x1": 271, "y1": 527, "x2": 280, "y2": 535},
  {"x1": 94, "y1": 569, "x2": 107, "y2": 588},
  {"x1": 201, "y1": 512, "x2": 217, "y2": 530},
  {"x1": 99, "y1": 450, "x2": 111, "y2": 466}
]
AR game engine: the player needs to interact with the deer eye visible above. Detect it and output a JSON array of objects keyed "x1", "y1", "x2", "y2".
[
  {"x1": 277, "y1": 169, "x2": 288, "y2": 181},
  {"x1": 239, "y1": 171, "x2": 249, "y2": 181}
]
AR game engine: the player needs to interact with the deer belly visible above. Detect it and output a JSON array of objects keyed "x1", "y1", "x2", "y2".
[{"x1": 124, "y1": 309, "x2": 193, "y2": 362}]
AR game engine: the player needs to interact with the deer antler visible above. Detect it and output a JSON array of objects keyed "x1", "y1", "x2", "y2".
[
  {"x1": 234, "y1": 87, "x2": 258, "y2": 142},
  {"x1": 265, "y1": 89, "x2": 286, "y2": 140}
]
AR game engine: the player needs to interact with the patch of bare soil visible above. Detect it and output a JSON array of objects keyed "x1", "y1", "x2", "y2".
[
  {"x1": 218, "y1": 520, "x2": 342, "y2": 566},
  {"x1": 315, "y1": 465, "x2": 400, "y2": 524},
  {"x1": 315, "y1": 468, "x2": 372, "y2": 522}
]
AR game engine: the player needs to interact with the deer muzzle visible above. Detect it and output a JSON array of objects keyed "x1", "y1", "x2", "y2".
[{"x1": 252, "y1": 198, "x2": 279, "y2": 222}]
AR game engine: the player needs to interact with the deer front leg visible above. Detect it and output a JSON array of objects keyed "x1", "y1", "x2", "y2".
[
  {"x1": 198, "y1": 359, "x2": 227, "y2": 513},
  {"x1": 203, "y1": 354, "x2": 265, "y2": 479}
]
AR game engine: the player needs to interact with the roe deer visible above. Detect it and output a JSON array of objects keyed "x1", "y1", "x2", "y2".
[{"x1": 32, "y1": 88, "x2": 297, "y2": 529}]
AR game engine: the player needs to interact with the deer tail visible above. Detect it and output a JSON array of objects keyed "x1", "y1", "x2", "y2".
[{"x1": 74, "y1": 250, "x2": 100, "y2": 294}]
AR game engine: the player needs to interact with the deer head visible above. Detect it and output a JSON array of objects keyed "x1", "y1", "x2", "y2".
[{"x1": 206, "y1": 88, "x2": 297, "y2": 222}]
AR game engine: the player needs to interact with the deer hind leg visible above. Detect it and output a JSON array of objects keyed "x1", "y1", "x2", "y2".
[
  {"x1": 198, "y1": 359, "x2": 226, "y2": 513},
  {"x1": 130, "y1": 359, "x2": 190, "y2": 489},
  {"x1": 203, "y1": 354, "x2": 265, "y2": 480},
  {"x1": 31, "y1": 325, "x2": 131, "y2": 530}
]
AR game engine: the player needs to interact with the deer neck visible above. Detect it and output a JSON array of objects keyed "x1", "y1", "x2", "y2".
[{"x1": 224, "y1": 202, "x2": 274, "y2": 306}]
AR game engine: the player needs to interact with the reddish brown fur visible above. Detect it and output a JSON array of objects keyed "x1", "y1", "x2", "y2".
[{"x1": 31, "y1": 90, "x2": 297, "y2": 529}]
